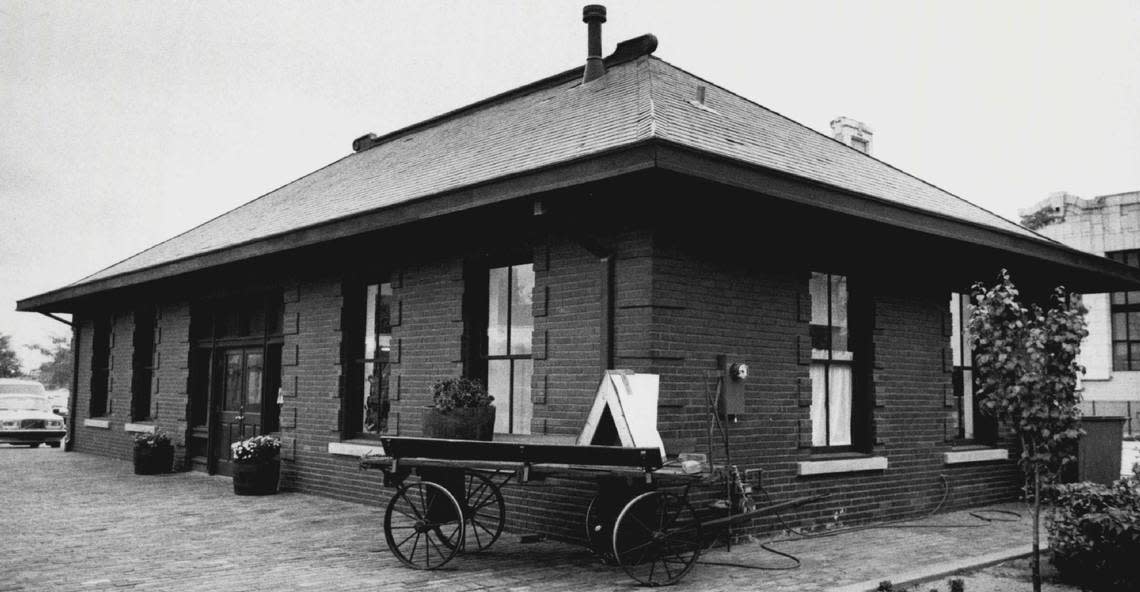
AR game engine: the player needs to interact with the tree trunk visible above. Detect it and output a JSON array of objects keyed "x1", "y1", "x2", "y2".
[{"x1": 1032, "y1": 464, "x2": 1042, "y2": 592}]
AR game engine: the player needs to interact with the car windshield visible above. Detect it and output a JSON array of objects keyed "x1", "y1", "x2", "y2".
[
  {"x1": 0, "y1": 383, "x2": 46, "y2": 395},
  {"x1": 0, "y1": 395, "x2": 53, "y2": 412}
]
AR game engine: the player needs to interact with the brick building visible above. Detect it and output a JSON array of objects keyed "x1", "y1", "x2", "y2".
[
  {"x1": 19, "y1": 12, "x2": 1140, "y2": 540},
  {"x1": 1020, "y1": 190, "x2": 1140, "y2": 435}
]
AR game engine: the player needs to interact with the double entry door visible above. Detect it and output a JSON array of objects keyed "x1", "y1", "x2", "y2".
[{"x1": 210, "y1": 347, "x2": 277, "y2": 476}]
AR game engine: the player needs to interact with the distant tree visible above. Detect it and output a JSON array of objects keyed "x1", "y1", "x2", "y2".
[
  {"x1": 32, "y1": 335, "x2": 73, "y2": 389},
  {"x1": 0, "y1": 333, "x2": 21, "y2": 378}
]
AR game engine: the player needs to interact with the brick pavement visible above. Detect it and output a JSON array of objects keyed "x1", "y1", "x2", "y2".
[{"x1": 1, "y1": 447, "x2": 1035, "y2": 591}]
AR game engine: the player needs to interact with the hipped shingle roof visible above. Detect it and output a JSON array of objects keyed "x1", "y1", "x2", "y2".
[{"x1": 72, "y1": 55, "x2": 1037, "y2": 287}]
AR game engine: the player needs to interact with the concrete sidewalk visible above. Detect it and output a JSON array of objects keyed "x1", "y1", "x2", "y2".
[{"x1": 1, "y1": 447, "x2": 1035, "y2": 591}]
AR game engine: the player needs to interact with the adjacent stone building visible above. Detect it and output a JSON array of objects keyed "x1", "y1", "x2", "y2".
[
  {"x1": 1021, "y1": 189, "x2": 1140, "y2": 434},
  {"x1": 20, "y1": 11, "x2": 1140, "y2": 541}
]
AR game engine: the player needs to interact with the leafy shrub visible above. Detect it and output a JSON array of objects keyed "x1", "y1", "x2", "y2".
[
  {"x1": 230, "y1": 434, "x2": 281, "y2": 464},
  {"x1": 430, "y1": 377, "x2": 492, "y2": 412},
  {"x1": 1047, "y1": 467, "x2": 1140, "y2": 591},
  {"x1": 133, "y1": 430, "x2": 171, "y2": 448}
]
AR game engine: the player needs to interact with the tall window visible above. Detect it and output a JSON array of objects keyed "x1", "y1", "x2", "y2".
[
  {"x1": 89, "y1": 317, "x2": 111, "y2": 417},
  {"x1": 131, "y1": 307, "x2": 156, "y2": 421},
  {"x1": 487, "y1": 264, "x2": 534, "y2": 434},
  {"x1": 1108, "y1": 250, "x2": 1140, "y2": 370},
  {"x1": 951, "y1": 293, "x2": 976, "y2": 440},
  {"x1": 809, "y1": 272, "x2": 853, "y2": 448},
  {"x1": 344, "y1": 281, "x2": 392, "y2": 438},
  {"x1": 950, "y1": 293, "x2": 997, "y2": 443}
]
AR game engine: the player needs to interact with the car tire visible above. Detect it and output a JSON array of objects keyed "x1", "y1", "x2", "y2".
[
  {"x1": 28, "y1": 443, "x2": 41, "y2": 448},
  {"x1": 48, "y1": 442, "x2": 61, "y2": 448}
]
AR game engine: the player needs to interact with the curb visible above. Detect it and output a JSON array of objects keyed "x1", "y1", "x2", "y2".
[{"x1": 828, "y1": 544, "x2": 1040, "y2": 592}]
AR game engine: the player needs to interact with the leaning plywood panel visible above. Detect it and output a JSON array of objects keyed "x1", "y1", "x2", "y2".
[{"x1": 577, "y1": 370, "x2": 666, "y2": 459}]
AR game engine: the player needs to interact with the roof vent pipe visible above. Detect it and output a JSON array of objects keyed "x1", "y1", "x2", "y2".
[{"x1": 582, "y1": 5, "x2": 607, "y2": 83}]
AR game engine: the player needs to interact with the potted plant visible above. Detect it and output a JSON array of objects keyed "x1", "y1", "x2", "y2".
[
  {"x1": 230, "y1": 434, "x2": 281, "y2": 495},
  {"x1": 133, "y1": 431, "x2": 173, "y2": 475},
  {"x1": 422, "y1": 377, "x2": 495, "y2": 441}
]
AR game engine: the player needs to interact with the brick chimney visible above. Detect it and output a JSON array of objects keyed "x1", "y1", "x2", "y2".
[{"x1": 830, "y1": 116, "x2": 873, "y2": 154}]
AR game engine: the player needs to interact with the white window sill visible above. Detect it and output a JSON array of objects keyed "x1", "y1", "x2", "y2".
[
  {"x1": 124, "y1": 423, "x2": 156, "y2": 434},
  {"x1": 84, "y1": 418, "x2": 111, "y2": 429},
  {"x1": 328, "y1": 441, "x2": 385, "y2": 458},
  {"x1": 943, "y1": 448, "x2": 1008, "y2": 465},
  {"x1": 797, "y1": 456, "x2": 887, "y2": 476}
]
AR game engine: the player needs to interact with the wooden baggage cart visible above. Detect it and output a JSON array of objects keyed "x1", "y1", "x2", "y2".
[{"x1": 362, "y1": 436, "x2": 824, "y2": 586}]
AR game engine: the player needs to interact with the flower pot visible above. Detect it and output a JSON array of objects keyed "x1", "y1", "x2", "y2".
[
  {"x1": 133, "y1": 444, "x2": 173, "y2": 475},
  {"x1": 422, "y1": 406, "x2": 495, "y2": 441},
  {"x1": 232, "y1": 457, "x2": 281, "y2": 496}
]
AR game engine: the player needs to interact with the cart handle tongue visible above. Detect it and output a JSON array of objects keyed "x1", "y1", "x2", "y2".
[{"x1": 697, "y1": 492, "x2": 831, "y2": 531}]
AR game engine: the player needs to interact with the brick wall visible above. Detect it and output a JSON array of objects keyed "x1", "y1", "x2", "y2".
[
  {"x1": 151, "y1": 302, "x2": 192, "y2": 466},
  {"x1": 71, "y1": 316, "x2": 95, "y2": 448},
  {"x1": 70, "y1": 305, "x2": 195, "y2": 466},
  {"x1": 502, "y1": 230, "x2": 654, "y2": 540},
  {"x1": 70, "y1": 311, "x2": 138, "y2": 460},
  {"x1": 387, "y1": 256, "x2": 468, "y2": 433},
  {"x1": 277, "y1": 275, "x2": 384, "y2": 502},
  {"x1": 647, "y1": 243, "x2": 1021, "y2": 533},
  {"x1": 63, "y1": 211, "x2": 1021, "y2": 541}
]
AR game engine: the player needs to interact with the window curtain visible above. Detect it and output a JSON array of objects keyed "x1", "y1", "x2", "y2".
[{"x1": 810, "y1": 362, "x2": 853, "y2": 447}]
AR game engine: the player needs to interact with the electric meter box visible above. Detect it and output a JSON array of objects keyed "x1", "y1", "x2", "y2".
[{"x1": 717, "y1": 354, "x2": 746, "y2": 419}]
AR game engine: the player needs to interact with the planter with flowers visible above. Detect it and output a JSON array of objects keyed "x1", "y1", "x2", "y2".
[
  {"x1": 133, "y1": 431, "x2": 174, "y2": 475},
  {"x1": 422, "y1": 377, "x2": 495, "y2": 441},
  {"x1": 230, "y1": 434, "x2": 281, "y2": 496}
]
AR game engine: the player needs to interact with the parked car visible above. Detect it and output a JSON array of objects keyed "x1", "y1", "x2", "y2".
[
  {"x1": 45, "y1": 389, "x2": 70, "y2": 419},
  {"x1": 0, "y1": 379, "x2": 67, "y2": 448}
]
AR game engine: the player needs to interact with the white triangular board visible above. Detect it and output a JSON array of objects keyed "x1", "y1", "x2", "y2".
[{"x1": 576, "y1": 370, "x2": 666, "y2": 459}]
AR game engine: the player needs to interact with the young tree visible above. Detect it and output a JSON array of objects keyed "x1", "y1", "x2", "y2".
[
  {"x1": 32, "y1": 335, "x2": 73, "y2": 390},
  {"x1": 969, "y1": 270, "x2": 1086, "y2": 592},
  {"x1": 0, "y1": 333, "x2": 21, "y2": 378}
]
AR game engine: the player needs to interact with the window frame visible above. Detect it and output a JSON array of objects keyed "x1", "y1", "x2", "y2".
[
  {"x1": 949, "y1": 293, "x2": 997, "y2": 444},
  {"x1": 130, "y1": 306, "x2": 157, "y2": 422},
  {"x1": 89, "y1": 316, "x2": 112, "y2": 418},
  {"x1": 341, "y1": 277, "x2": 393, "y2": 440},
  {"x1": 808, "y1": 272, "x2": 872, "y2": 453},
  {"x1": 464, "y1": 254, "x2": 535, "y2": 436},
  {"x1": 1107, "y1": 250, "x2": 1140, "y2": 371}
]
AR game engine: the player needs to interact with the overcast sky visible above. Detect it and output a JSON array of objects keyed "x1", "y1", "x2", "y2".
[{"x1": 3, "y1": 0, "x2": 1139, "y2": 370}]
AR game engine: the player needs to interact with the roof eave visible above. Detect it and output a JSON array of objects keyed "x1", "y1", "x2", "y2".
[
  {"x1": 21, "y1": 138, "x2": 1140, "y2": 312},
  {"x1": 652, "y1": 140, "x2": 1140, "y2": 292},
  {"x1": 17, "y1": 141, "x2": 661, "y2": 313}
]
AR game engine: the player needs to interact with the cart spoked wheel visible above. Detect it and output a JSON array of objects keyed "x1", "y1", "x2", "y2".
[
  {"x1": 439, "y1": 471, "x2": 505, "y2": 552},
  {"x1": 384, "y1": 480, "x2": 465, "y2": 569},
  {"x1": 612, "y1": 491, "x2": 702, "y2": 586}
]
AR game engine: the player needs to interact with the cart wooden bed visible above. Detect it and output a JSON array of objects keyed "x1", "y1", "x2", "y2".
[{"x1": 361, "y1": 436, "x2": 824, "y2": 586}]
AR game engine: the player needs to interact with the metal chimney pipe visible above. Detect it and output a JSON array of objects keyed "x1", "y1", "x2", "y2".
[{"x1": 582, "y1": 5, "x2": 607, "y2": 83}]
